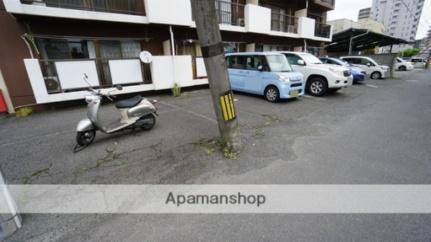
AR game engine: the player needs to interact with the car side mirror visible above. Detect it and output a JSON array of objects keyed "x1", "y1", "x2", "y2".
[
  {"x1": 366, "y1": 63, "x2": 371, "y2": 67},
  {"x1": 257, "y1": 65, "x2": 264, "y2": 71},
  {"x1": 297, "y1": 60, "x2": 305, "y2": 66},
  {"x1": 116, "y1": 85, "x2": 123, "y2": 91}
]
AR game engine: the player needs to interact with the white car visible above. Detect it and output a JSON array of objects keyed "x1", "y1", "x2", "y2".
[
  {"x1": 340, "y1": 56, "x2": 388, "y2": 79},
  {"x1": 281, "y1": 52, "x2": 351, "y2": 96},
  {"x1": 410, "y1": 57, "x2": 427, "y2": 68},
  {"x1": 395, "y1": 57, "x2": 414, "y2": 71}
]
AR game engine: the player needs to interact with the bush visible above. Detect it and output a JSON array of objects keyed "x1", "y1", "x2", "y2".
[
  {"x1": 401, "y1": 48, "x2": 420, "y2": 57},
  {"x1": 15, "y1": 107, "x2": 33, "y2": 117}
]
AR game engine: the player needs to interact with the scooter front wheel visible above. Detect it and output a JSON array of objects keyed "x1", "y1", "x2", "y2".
[
  {"x1": 138, "y1": 114, "x2": 156, "y2": 131},
  {"x1": 76, "y1": 130, "x2": 96, "y2": 146}
]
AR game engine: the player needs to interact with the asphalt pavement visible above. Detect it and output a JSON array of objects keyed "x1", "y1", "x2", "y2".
[{"x1": 2, "y1": 69, "x2": 431, "y2": 241}]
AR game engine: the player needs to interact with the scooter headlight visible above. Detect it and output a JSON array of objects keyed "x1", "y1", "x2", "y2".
[{"x1": 85, "y1": 96, "x2": 93, "y2": 104}]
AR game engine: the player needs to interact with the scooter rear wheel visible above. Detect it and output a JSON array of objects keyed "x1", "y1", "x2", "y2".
[
  {"x1": 76, "y1": 130, "x2": 96, "y2": 146},
  {"x1": 139, "y1": 114, "x2": 156, "y2": 130}
]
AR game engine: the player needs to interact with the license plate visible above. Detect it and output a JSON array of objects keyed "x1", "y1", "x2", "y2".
[{"x1": 290, "y1": 90, "x2": 300, "y2": 97}]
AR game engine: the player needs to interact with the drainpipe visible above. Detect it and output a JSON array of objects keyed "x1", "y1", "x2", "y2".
[
  {"x1": 304, "y1": 39, "x2": 307, "y2": 52},
  {"x1": 169, "y1": 26, "x2": 178, "y2": 87},
  {"x1": 0, "y1": 169, "x2": 22, "y2": 240}
]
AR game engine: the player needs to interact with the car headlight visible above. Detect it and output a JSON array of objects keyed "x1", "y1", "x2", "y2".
[
  {"x1": 278, "y1": 75, "x2": 290, "y2": 82},
  {"x1": 329, "y1": 67, "x2": 343, "y2": 76}
]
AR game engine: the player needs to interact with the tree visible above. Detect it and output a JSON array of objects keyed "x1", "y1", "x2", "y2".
[
  {"x1": 191, "y1": 0, "x2": 241, "y2": 155},
  {"x1": 401, "y1": 48, "x2": 420, "y2": 57}
]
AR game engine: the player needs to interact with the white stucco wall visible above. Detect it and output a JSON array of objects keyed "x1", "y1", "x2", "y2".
[{"x1": 151, "y1": 56, "x2": 199, "y2": 90}]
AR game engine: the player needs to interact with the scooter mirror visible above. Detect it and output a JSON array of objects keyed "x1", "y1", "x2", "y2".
[{"x1": 116, "y1": 85, "x2": 123, "y2": 91}]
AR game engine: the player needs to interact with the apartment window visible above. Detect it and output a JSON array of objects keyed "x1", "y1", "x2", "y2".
[
  {"x1": 224, "y1": 42, "x2": 245, "y2": 53},
  {"x1": 37, "y1": 38, "x2": 91, "y2": 59},
  {"x1": 99, "y1": 40, "x2": 141, "y2": 59},
  {"x1": 45, "y1": 0, "x2": 146, "y2": 15}
]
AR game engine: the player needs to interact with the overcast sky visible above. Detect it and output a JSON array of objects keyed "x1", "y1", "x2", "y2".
[{"x1": 327, "y1": 0, "x2": 431, "y2": 39}]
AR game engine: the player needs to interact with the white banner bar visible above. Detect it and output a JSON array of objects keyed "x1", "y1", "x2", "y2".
[{"x1": 1, "y1": 185, "x2": 431, "y2": 214}]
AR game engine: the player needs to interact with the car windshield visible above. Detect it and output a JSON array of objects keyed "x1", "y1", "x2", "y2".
[
  {"x1": 299, "y1": 53, "x2": 322, "y2": 64},
  {"x1": 266, "y1": 55, "x2": 293, "y2": 72},
  {"x1": 329, "y1": 58, "x2": 350, "y2": 67}
]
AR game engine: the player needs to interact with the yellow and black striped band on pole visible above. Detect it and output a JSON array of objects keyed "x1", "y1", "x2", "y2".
[{"x1": 219, "y1": 91, "x2": 236, "y2": 121}]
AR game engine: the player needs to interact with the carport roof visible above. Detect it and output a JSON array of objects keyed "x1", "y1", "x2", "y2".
[{"x1": 326, "y1": 28, "x2": 410, "y2": 52}]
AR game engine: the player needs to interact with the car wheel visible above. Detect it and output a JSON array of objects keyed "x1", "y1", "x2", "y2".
[
  {"x1": 398, "y1": 66, "x2": 407, "y2": 71},
  {"x1": 307, "y1": 77, "x2": 328, "y2": 96},
  {"x1": 370, "y1": 72, "x2": 382, "y2": 79},
  {"x1": 264, "y1": 86, "x2": 280, "y2": 102}
]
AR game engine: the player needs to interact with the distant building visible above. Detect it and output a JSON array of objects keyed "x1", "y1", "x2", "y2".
[
  {"x1": 328, "y1": 18, "x2": 385, "y2": 34},
  {"x1": 419, "y1": 29, "x2": 431, "y2": 58},
  {"x1": 327, "y1": 19, "x2": 360, "y2": 34},
  {"x1": 357, "y1": 19, "x2": 386, "y2": 33},
  {"x1": 358, "y1": 7, "x2": 371, "y2": 20},
  {"x1": 371, "y1": 0, "x2": 425, "y2": 41}
]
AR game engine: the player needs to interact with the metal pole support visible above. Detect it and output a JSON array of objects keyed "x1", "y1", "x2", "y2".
[{"x1": 0, "y1": 169, "x2": 22, "y2": 240}]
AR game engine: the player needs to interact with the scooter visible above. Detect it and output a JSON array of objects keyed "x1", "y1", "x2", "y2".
[{"x1": 74, "y1": 74, "x2": 157, "y2": 151}]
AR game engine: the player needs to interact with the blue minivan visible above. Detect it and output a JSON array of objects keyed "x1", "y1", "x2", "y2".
[{"x1": 225, "y1": 52, "x2": 305, "y2": 102}]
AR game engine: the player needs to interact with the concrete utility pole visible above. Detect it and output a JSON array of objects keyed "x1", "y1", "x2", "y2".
[{"x1": 191, "y1": 0, "x2": 241, "y2": 152}]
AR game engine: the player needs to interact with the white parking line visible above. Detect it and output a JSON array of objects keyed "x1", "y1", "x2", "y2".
[
  {"x1": 159, "y1": 101, "x2": 217, "y2": 124},
  {"x1": 365, "y1": 84, "x2": 379, "y2": 88}
]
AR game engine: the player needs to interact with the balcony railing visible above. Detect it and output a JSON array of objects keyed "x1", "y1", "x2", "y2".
[
  {"x1": 39, "y1": 58, "x2": 151, "y2": 94},
  {"x1": 270, "y1": 13, "x2": 298, "y2": 34},
  {"x1": 41, "y1": 0, "x2": 146, "y2": 15},
  {"x1": 215, "y1": 0, "x2": 245, "y2": 26},
  {"x1": 314, "y1": 23, "x2": 331, "y2": 38}
]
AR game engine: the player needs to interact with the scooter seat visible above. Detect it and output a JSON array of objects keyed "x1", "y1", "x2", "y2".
[{"x1": 115, "y1": 96, "x2": 143, "y2": 109}]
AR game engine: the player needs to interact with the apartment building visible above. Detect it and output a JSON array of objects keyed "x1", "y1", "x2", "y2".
[
  {"x1": 358, "y1": 7, "x2": 371, "y2": 20},
  {"x1": 0, "y1": 0, "x2": 334, "y2": 111},
  {"x1": 371, "y1": 0, "x2": 425, "y2": 41}
]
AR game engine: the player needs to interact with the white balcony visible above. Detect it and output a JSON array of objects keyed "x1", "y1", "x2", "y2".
[
  {"x1": 245, "y1": 4, "x2": 271, "y2": 34},
  {"x1": 3, "y1": 0, "x2": 149, "y2": 24},
  {"x1": 144, "y1": 0, "x2": 193, "y2": 26},
  {"x1": 4, "y1": 0, "x2": 332, "y2": 43},
  {"x1": 23, "y1": 56, "x2": 208, "y2": 104}
]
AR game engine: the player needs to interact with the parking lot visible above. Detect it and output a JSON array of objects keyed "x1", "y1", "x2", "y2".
[{"x1": 3, "y1": 69, "x2": 431, "y2": 241}]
